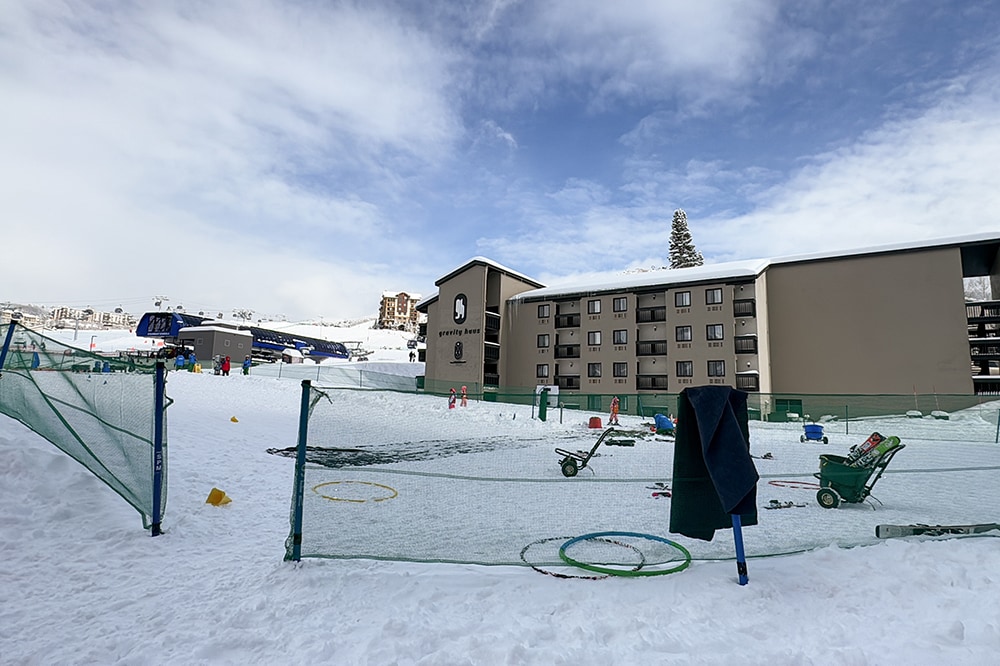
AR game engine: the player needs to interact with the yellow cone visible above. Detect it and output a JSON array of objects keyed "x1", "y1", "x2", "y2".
[
  {"x1": 206, "y1": 487, "x2": 232, "y2": 506},
  {"x1": 230, "y1": 416, "x2": 239, "y2": 423}
]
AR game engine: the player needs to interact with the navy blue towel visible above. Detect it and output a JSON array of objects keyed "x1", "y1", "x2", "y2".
[{"x1": 669, "y1": 386, "x2": 759, "y2": 541}]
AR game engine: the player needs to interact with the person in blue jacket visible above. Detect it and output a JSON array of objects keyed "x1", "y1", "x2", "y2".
[
  {"x1": 174, "y1": 352, "x2": 186, "y2": 371},
  {"x1": 242, "y1": 355, "x2": 252, "y2": 375}
]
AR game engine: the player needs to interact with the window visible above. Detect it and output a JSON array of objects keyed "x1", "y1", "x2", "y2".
[
  {"x1": 587, "y1": 299, "x2": 601, "y2": 314},
  {"x1": 537, "y1": 304, "x2": 550, "y2": 318},
  {"x1": 536, "y1": 364, "x2": 549, "y2": 378},
  {"x1": 706, "y1": 288, "x2": 723, "y2": 305},
  {"x1": 708, "y1": 360, "x2": 726, "y2": 377},
  {"x1": 587, "y1": 331, "x2": 602, "y2": 346},
  {"x1": 612, "y1": 297, "x2": 627, "y2": 312},
  {"x1": 613, "y1": 362, "x2": 628, "y2": 378},
  {"x1": 613, "y1": 329, "x2": 628, "y2": 345},
  {"x1": 675, "y1": 291, "x2": 691, "y2": 307},
  {"x1": 706, "y1": 324, "x2": 724, "y2": 340},
  {"x1": 587, "y1": 363, "x2": 602, "y2": 378},
  {"x1": 675, "y1": 326, "x2": 692, "y2": 342},
  {"x1": 537, "y1": 334, "x2": 550, "y2": 348},
  {"x1": 676, "y1": 360, "x2": 693, "y2": 377}
]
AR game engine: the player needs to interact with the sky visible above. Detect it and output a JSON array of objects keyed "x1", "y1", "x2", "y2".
[
  {"x1": 3, "y1": 1, "x2": 1000, "y2": 322},
  {"x1": 2, "y1": 326, "x2": 999, "y2": 664}
]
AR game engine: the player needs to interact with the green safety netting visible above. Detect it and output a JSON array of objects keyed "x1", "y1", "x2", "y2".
[{"x1": 0, "y1": 322, "x2": 167, "y2": 530}]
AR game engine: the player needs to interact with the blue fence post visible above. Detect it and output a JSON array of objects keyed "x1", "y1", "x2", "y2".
[
  {"x1": 0, "y1": 321, "x2": 17, "y2": 371},
  {"x1": 287, "y1": 379, "x2": 312, "y2": 561},
  {"x1": 732, "y1": 514, "x2": 749, "y2": 585},
  {"x1": 995, "y1": 410, "x2": 999, "y2": 444},
  {"x1": 151, "y1": 360, "x2": 166, "y2": 536}
]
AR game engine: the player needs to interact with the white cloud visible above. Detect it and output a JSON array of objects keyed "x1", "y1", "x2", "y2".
[{"x1": 0, "y1": 1, "x2": 461, "y2": 319}]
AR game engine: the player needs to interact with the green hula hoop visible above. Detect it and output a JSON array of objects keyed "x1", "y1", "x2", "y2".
[{"x1": 559, "y1": 531, "x2": 692, "y2": 577}]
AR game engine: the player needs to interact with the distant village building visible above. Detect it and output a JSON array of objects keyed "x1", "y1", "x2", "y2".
[
  {"x1": 50, "y1": 306, "x2": 134, "y2": 330},
  {"x1": 377, "y1": 291, "x2": 424, "y2": 333}
]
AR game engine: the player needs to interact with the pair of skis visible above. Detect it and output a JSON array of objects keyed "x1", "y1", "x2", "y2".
[{"x1": 875, "y1": 523, "x2": 1000, "y2": 538}]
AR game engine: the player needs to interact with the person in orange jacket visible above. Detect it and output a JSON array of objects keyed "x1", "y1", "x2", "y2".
[{"x1": 609, "y1": 396, "x2": 620, "y2": 425}]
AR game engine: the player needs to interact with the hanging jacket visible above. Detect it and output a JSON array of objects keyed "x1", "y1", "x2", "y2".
[{"x1": 669, "y1": 386, "x2": 759, "y2": 541}]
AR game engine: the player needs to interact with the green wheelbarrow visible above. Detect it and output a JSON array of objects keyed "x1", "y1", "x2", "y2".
[{"x1": 814, "y1": 437, "x2": 905, "y2": 508}]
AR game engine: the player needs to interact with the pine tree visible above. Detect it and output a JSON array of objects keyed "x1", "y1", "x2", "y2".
[{"x1": 669, "y1": 209, "x2": 704, "y2": 269}]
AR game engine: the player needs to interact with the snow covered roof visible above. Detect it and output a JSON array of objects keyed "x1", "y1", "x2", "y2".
[
  {"x1": 512, "y1": 231, "x2": 1000, "y2": 302},
  {"x1": 381, "y1": 291, "x2": 421, "y2": 300},
  {"x1": 513, "y1": 259, "x2": 770, "y2": 302},
  {"x1": 177, "y1": 324, "x2": 253, "y2": 337},
  {"x1": 434, "y1": 256, "x2": 546, "y2": 289}
]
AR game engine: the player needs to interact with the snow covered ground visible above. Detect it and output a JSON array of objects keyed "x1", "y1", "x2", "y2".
[{"x1": 1, "y1": 327, "x2": 999, "y2": 664}]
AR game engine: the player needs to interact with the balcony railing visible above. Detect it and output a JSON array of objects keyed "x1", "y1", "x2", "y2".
[
  {"x1": 735, "y1": 372, "x2": 759, "y2": 392},
  {"x1": 484, "y1": 311, "x2": 501, "y2": 332},
  {"x1": 636, "y1": 374, "x2": 669, "y2": 390},
  {"x1": 734, "y1": 335, "x2": 758, "y2": 354},
  {"x1": 967, "y1": 301, "x2": 1000, "y2": 321},
  {"x1": 733, "y1": 299, "x2": 756, "y2": 318},
  {"x1": 483, "y1": 343, "x2": 500, "y2": 362},
  {"x1": 636, "y1": 307, "x2": 666, "y2": 323},
  {"x1": 555, "y1": 314, "x2": 581, "y2": 328},
  {"x1": 554, "y1": 344, "x2": 581, "y2": 359},
  {"x1": 484, "y1": 373, "x2": 500, "y2": 387},
  {"x1": 636, "y1": 340, "x2": 668, "y2": 356},
  {"x1": 556, "y1": 375, "x2": 581, "y2": 390}
]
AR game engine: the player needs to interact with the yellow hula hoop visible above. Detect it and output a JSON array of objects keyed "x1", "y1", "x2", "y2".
[{"x1": 311, "y1": 480, "x2": 398, "y2": 503}]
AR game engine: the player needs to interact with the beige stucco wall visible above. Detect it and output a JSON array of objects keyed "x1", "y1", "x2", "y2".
[
  {"x1": 764, "y1": 247, "x2": 973, "y2": 394},
  {"x1": 426, "y1": 265, "x2": 487, "y2": 390}
]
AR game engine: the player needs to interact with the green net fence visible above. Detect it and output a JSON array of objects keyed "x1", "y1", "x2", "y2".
[
  {"x1": 0, "y1": 322, "x2": 167, "y2": 530},
  {"x1": 284, "y1": 382, "x2": 1000, "y2": 568}
]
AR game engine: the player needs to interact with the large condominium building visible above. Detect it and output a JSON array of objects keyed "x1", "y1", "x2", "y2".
[
  {"x1": 377, "y1": 291, "x2": 424, "y2": 333},
  {"x1": 416, "y1": 233, "x2": 1000, "y2": 399}
]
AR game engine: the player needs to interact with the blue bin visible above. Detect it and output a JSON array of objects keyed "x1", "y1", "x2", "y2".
[{"x1": 802, "y1": 423, "x2": 827, "y2": 443}]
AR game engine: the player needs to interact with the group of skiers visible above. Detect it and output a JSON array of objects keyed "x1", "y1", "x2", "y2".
[
  {"x1": 448, "y1": 386, "x2": 469, "y2": 409},
  {"x1": 171, "y1": 351, "x2": 252, "y2": 376}
]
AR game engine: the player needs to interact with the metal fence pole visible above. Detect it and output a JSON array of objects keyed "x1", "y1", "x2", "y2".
[
  {"x1": 287, "y1": 379, "x2": 312, "y2": 562},
  {"x1": 151, "y1": 361, "x2": 166, "y2": 536}
]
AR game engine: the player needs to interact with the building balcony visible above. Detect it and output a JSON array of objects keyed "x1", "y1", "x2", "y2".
[
  {"x1": 636, "y1": 374, "x2": 669, "y2": 390},
  {"x1": 636, "y1": 307, "x2": 666, "y2": 323},
  {"x1": 967, "y1": 301, "x2": 1000, "y2": 322},
  {"x1": 554, "y1": 344, "x2": 581, "y2": 359},
  {"x1": 734, "y1": 335, "x2": 758, "y2": 354},
  {"x1": 735, "y1": 371, "x2": 760, "y2": 392},
  {"x1": 556, "y1": 375, "x2": 581, "y2": 390},
  {"x1": 636, "y1": 340, "x2": 668, "y2": 356},
  {"x1": 484, "y1": 373, "x2": 500, "y2": 387},
  {"x1": 733, "y1": 299, "x2": 756, "y2": 318},
  {"x1": 555, "y1": 314, "x2": 581, "y2": 328},
  {"x1": 483, "y1": 342, "x2": 500, "y2": 362},
  {"x1": 484, "y1": 311, "x2": 501, "y2": 332}
]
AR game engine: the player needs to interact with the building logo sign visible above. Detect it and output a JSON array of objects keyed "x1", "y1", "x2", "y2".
[
  {"x1": 453, "y1": 293, "x2": 467, "y2": 325},
  {"x1": 454, "y1": 341, "x2": 463, "y2": 360}
]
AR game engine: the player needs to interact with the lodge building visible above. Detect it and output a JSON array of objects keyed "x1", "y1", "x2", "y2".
[{"x1": 416, "y1": 233, "x2": 1000, "y2": 400}]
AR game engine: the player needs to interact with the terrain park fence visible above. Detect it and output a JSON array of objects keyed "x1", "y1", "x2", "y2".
[
  {"x1": 284, "y1": 380, "x2": 1000, "y2": 570},
  {"x1": 0, "y1": 322, "x2": 167, "y2": 534}
]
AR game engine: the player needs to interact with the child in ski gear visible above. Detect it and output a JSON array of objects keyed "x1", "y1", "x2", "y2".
[
  {"x1": 460, "y1": 386, "x2": 468, "y2": 407},
  {"x1": 221, "y1": 356, "x2": 231, "y2": 376},
  {"x1": 609, "y1": 396, "x2": 620, "y2": 425},
  {"x1": 174, "y1": 353, "x2": 186, "y2": 371},
  {"x1": 448, "y1": 387, "x2": 457, "y2": 409},
  {"x1": 242, "y1": 355, "x2": 251, "y2": 375}
]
